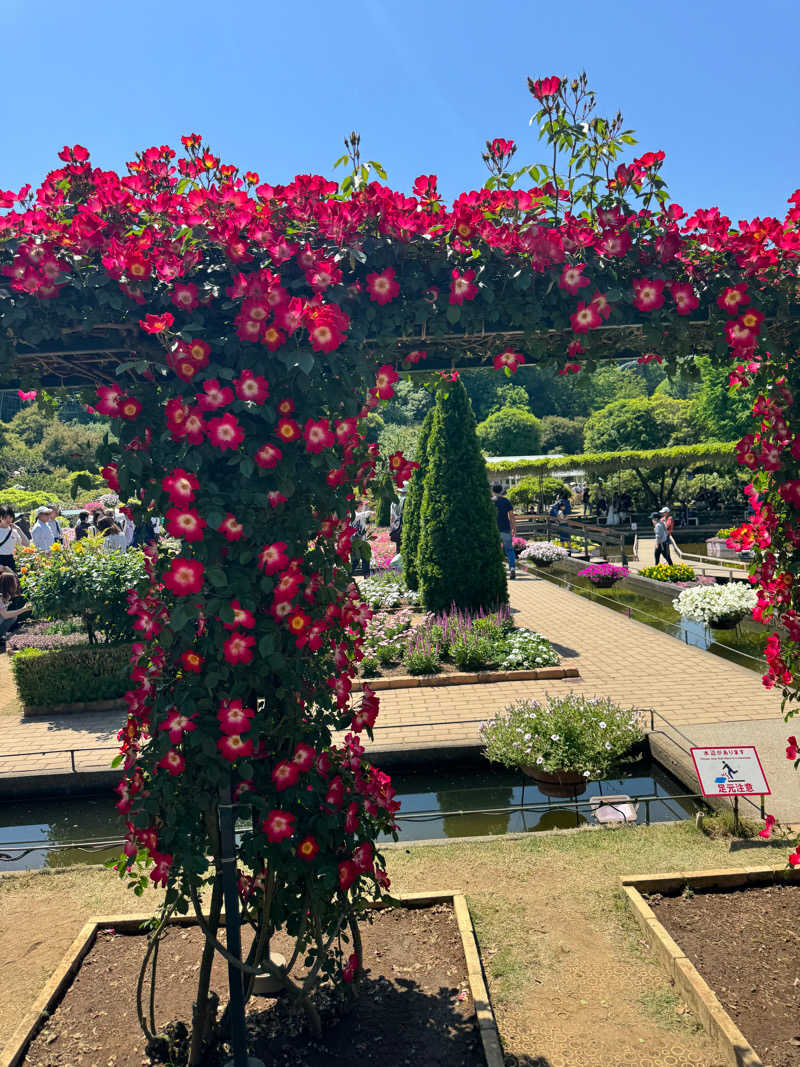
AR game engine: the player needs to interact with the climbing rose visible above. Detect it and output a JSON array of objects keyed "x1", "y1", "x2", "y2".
[
  {"x1": 159, "y1": 709, "x2": 197, "y2": 743},
  {"x1": 297, "y1": 835, "x2": 319, "y2": 862},
  {"x1": 171, "y1": 282, "x2": 199, "y2": 310},
  {"x1": 139, "y1": 312, "x2": 174, "y2": 334},
  {"x1": 197, "y1": 379, "x2": 233, "y2": 411},
  {"x1": 95, "y1": 384, "x2": 124, "y2": 417},
  {"x1": 222, "y1": 601, "x2": 256, "y2": 631},
  {"x1": 366, "y1": 267, "x2": 400, "y2": 305},
  {"x1": 530, "y1": 75, "x2": 561, "y2": 99},
  {"x1": 218, "y1": 698, "x2": 255, "y2": 735},
  {"x1": 120, "y1": 397, "x2": 142, "y2": 420},
  {"x1": 263, "y1": 810, "x2": 295, "y2": 842},
  {"x1": 255, "y1": 442, "x2": 282, "y2": 469},
  {"x1": 157, "y1": 749, "x2": 186, "y2": 777},
  {"x1": 304, "y1": 418, "x2": 335, "y2": 453},
  {"x1": 218, "y1": 513, "x2": 244, "y2": 541},
  {"x1": 449, "y1": 268, "x2": 478, "y2": 305},
  {"x1": 179, "y1": 650, "x2": 204, "y2": 673},
  {"x1": 558, "y1": 263, "x2": 590, "y2": 295},
  {"x1": 373, "y1": 364, "x2": 399, "y2": 400},
  {"x1": 272, "y1": 760, "x2": 300, "y2": 791},
  {"x1": 206, "y1": 413, "x2": 244, "y2": 451},
  {"x1": 258, "y1": 541, "x2": 289, "y2": 575},
  {"x1": 758, "y1": 814, "x2": 776, "y2": 839},
  {"x1": 165, "y1": 506, "x2": 206, "y2": 542},
  {"x1": 163, "y1": 557, "x2": 205, "y2": 596},
  {"x1": 493, "y1": 349, "x2": 525, "y2": 374},
  {"x1": 276, "y1": 417, "x2": 301, "y2": 443},
  {"x1": 670, "y1": 282, "x2": 699, "y2": 315},
  {"x1": 342, "y1": 953, "x2": 359, "y2": 983},
  {"x1": 632, "y1": 278, "x2": 665, "y2": 312},
  {"x1": 717, "y1": 284, "x2": 748, "y2": 315},
  {"x1": 223, "y1": 632, "x2": 256, "y2": 665},
  {"x1": 149, "y1": 852, "x2": 172, "y2": 887},
  {"x1": 570, "y1": 301, "x2": 602, "y2": 333},
  {"x1": 233, "y1": 369, "x2": 269, "y2": 405},
  {"x1": 160, "y1": 471, "x2": 197, "y2": 508},
  {"x1": 217, "y1": 734, "x2": 254, "y2": 761},
  {"x1": 338, "y1": 859, "x2": 359, "y2": 891},
  {"x1": 787, "y1": 735, "x2": 798, "y2": 760}
]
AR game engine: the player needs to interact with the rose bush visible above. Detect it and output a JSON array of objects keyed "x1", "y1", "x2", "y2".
[{"x1": 1, "y1": 69, "x2": 799, "y2": 1051}]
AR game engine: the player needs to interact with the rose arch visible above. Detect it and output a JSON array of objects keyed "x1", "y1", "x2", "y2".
[{"x1": 1, "y1": 74, "x2": 799, "y2": 1064}]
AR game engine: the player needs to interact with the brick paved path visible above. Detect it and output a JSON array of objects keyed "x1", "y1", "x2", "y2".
[
  {"x1": 0, "y1": 571, "x2": 785, "y2": 786},
  {"x1": 366, "y1": 570, "x2": 783, "y2": 752}
]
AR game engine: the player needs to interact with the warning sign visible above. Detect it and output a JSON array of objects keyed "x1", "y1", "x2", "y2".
[{"x1": 690, "y1": 746, "x2": 770, "y2": 798}]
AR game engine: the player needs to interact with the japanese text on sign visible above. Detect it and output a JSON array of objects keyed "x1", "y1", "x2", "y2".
[{"x1": 690, "y1": 746, "x2": 770, "y2": 798}]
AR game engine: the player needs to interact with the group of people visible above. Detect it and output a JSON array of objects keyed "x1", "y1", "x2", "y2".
[{"x1": 27, "y1": 505, "x2": 160, "y2": 554}]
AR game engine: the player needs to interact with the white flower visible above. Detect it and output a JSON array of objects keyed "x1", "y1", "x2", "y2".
[
  {"x1": 583, "y1": 770, "x2": 591, "y2": 777},
  {"x1": 673, "y1": 583, "x2": 757, "y2": 625},
  {"x1": 551, "y1": 734, "x2": 560, "y2": 741},
  {"x1": 599, "y1": 721, "x2": 607, "y2": 729},
  {"x1": 536, "y1": 756, "x2": 544, "y2": 765}
]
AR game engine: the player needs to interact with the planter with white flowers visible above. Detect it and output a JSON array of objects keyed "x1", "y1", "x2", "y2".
[
  {"x1": 518, "y1": 541, "x2": 569, "y2": 568},
  {"x1": 479, "y1": 694, "x2": 645, "y2": 797},
  {"x1": 672, "y1": 582, "x2": 757, "y2": 631}
]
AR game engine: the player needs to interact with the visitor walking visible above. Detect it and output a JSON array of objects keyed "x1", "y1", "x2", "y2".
[
  {"x1": 75, "y1": 511, "x2": 91, "y2": 540},
  {"x1": 660, "y1": 506, "x2": 674, "y2": 538},
  {"x1": 492, "y1": 482, "x2": 517, "y2": 580},
  {"x1": 0, "y1": 508, "x2": 26, "y2": 570},
  {"x1": 651, "y1": 511, "x2": 672, "y2": 566},
  {"x1": 389, "y1": 490, "x2": 405, "y2": 551},
  {"x1": 31, "y1": 507, "x2": 55, "y2": 551},
  {"x1": 582, "y1": 486, "x2": 590, "y2": 516}
]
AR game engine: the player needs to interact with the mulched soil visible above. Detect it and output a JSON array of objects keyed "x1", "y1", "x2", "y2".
[
  {"x1": 652, "y1": 883, "x2": 800, "y2": 1067},
  {"x1": 22, "y1": 903, "x2": 483, "y2": 1067}
]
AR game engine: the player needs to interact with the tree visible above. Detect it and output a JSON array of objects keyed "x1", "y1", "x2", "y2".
[
  {"x1": 507, "y1": 476, "x2": 572, "y2": 512},
  {"x1": 379, "y1": 378, "x2": 434, "y2": 425},
  {"x1": 416, "y1": 378, "x2": 507, "y2": 612},
  {"x1": 401, "y1": 408, "x2": 434, "y2": 591},
  {"x1": 583, "y1": 395, "x2": 695, "y2": 453},
  {"x1": 540, "y1": 415, "x2": 585, "y2": 454},
  {"x1": 476, "y1": 406, "x2": 542, "y2": 455},
  {"x1": 690, "y1": 356, "x2": 754, "y2": 440}
]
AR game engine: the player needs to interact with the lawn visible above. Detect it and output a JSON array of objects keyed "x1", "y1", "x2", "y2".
[{"x1": 0, "y1": 821, "x2": 787, "y2": 1065}]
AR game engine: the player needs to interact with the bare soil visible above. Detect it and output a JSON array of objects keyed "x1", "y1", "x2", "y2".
[
  {"x1": 654, "y1": 883, "x2": 800, "y2": 1067},
  {"x1": 21, "y1": 904, "x2": 482, "y2": 1067}
]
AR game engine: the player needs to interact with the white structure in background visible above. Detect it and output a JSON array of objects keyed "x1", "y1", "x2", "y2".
[{"x1": 484, "y1": 455, "x2": 586, "y2": 491}]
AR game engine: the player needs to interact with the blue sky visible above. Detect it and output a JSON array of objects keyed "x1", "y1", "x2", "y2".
[{"x1": 2, "y1": 0, "x2": 797, "y2": 223}]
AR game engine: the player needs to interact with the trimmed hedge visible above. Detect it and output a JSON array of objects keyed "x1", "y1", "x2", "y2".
[{"x1": 11, "y1": 642, "x2": 132, "y2": 707}]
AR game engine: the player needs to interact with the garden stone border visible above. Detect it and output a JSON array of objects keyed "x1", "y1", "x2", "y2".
[
  {"x1": 0, "y1": 891, "x2": 503, "y2": 1067},
  {"x1": 22, "y1": 698, "x2": 126, "y2": 718},
  {"x1": 352, "y1": 665, "x2": 579, "y2": 691},
  {"x1": 621, "y1": 865, "x2": 800, "y2": 1067}
]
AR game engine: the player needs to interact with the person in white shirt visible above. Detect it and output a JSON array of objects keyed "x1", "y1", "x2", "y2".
[{"x1": 31, "y1": 507, "x2": 55, "y2": 551}]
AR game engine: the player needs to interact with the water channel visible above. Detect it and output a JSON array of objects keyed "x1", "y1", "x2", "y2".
[{"x1": 0, "y1": 757, "x2": 698, "y2": 872}]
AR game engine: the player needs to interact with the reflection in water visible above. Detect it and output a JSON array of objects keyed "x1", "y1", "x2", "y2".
[{"x1": 0, "y1": 758, "x2": 699, "y2": 870}]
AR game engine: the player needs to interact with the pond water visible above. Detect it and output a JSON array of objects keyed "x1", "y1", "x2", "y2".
[
  {"x1": 0, "y1": 758, "x2": 697, "y2": 871},
  {"x1": 543, "y1": 571, "x2": 767, "y2": 672}
]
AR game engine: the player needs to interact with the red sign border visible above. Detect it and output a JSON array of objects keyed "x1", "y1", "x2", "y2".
[{"x1": 690, "y1": 745, "x2": 771, "y2": 798}]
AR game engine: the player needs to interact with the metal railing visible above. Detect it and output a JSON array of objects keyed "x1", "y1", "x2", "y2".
[
  {"x1": 0, "y1": 746, "x2": 117, "y2": 775},
  {"x1": 516, "y1": 515, "x2": 628, "y2": 565}
]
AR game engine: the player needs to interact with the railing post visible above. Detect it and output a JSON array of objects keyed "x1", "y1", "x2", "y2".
[{"x1": 70, "y1": 750, "x2": 76, "y2": 774}]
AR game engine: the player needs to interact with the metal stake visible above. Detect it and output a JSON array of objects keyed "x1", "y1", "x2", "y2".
[{"x1": 218, "y1": 784, "x2": 265, "y2": 1067}]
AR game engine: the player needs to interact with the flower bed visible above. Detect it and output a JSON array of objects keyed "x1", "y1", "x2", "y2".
[
  {"x1": 638, "y1": 563, "x2": 696, "y2": 583},
  {"x1": 672, "y1": 582, "x2": 757, "y2": 628},
  {"x1": 13, "y1": 896, "x2": 492, "y2": 1067},
  {"x1": 359, "y1": 602, "x2": 560, "y2": 678},
  {"x1": 357, "y1": 573, "x2": 419, "y2": 609},
  {"x1": 518, "y1": 541, "x2": 569, "y2": 566},
  {"x1": 480, "y1": 694, "x2": 645, "y2": 779}
]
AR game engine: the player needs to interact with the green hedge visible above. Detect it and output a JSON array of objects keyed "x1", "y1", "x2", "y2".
[{"x1": 11, "y1": 643, "x2": 132, "y2": 707}]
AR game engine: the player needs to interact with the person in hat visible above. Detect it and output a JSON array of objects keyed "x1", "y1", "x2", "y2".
[
  {"x1": 31, "y1": 507, "x2": 55, "y2": 551},
  {"x1": 659, "y1": 506, "x2": 674, "y2": 539},
  {"x1": 47, "y1": 505, "x2": 64, "y2": 545},
  {"x1": 651, "y1": 511, "x2": 672, "y2": 566}
]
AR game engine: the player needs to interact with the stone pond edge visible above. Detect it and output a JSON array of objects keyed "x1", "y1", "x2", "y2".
[
  {"x1": 351, "y1": 665, "x2": 580, "y2": 692},
  {"x1": 620, "y1": 865, "x2": 800, "y2": 1067},
  {"x1": 0, "y1": 891, "x2": 503, "y2": 1067}
]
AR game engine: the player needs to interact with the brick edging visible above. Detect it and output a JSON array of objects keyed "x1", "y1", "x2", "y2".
[
  {"x1": 352, "y1": 666, "x2": 579, "y2": 692},
  {"x1": 621, "y1": 865, "x2": 796, "y2": 1067},
  {"x1": 0, "y1": 892, "x2": 504, "y2": 1067}
]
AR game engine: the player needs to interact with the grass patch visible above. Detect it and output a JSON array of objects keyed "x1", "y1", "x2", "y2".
[
  {"x1": 699, "y1": 808, "x2": 761, "y2": 839},
  {"x1": 639, "y1": 987, "x2": 704, "y2": 1035}
]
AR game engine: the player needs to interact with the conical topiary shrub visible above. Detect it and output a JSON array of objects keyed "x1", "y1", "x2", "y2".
[
  {"x1": 416, "y1": 377, "x2": 508, "y2": 611},
  {"x1": 401, "y1": 406, "x2": 434, "y2": 591}
]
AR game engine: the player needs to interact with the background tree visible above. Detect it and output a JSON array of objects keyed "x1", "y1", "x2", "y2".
[
  {"x1": 476, "y1": 406, "x2": 542, "y2": 455},
  {"x1": 690, "y1": 356, "x2": 754, "y2": 441},
  {"x1": 379, "y1": 378, "x2": 434, "y2": 425},
  {"x1": 401, "y1": 408, "x2": 434, "y2": 591},
  {"x1": 583, "y1": 395, "x2": 696, "y2": 453},
  {"x1": 417, "y1": 378, "x2": 507, "y2": 611},
  {"x1": 539, "y1": 415, "x2": 585, "y2": 454},
  {"x1": 507, "y1": 476, "x2": 572, "y2": 512}
]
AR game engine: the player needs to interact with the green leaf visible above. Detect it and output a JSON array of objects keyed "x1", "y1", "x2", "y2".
[
  {"x1": 207, "y1": 566, "x2": 227, "y2": 588},
  {"x1": 445, "y1": 305, "x2": 461, "y2": 325}
]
